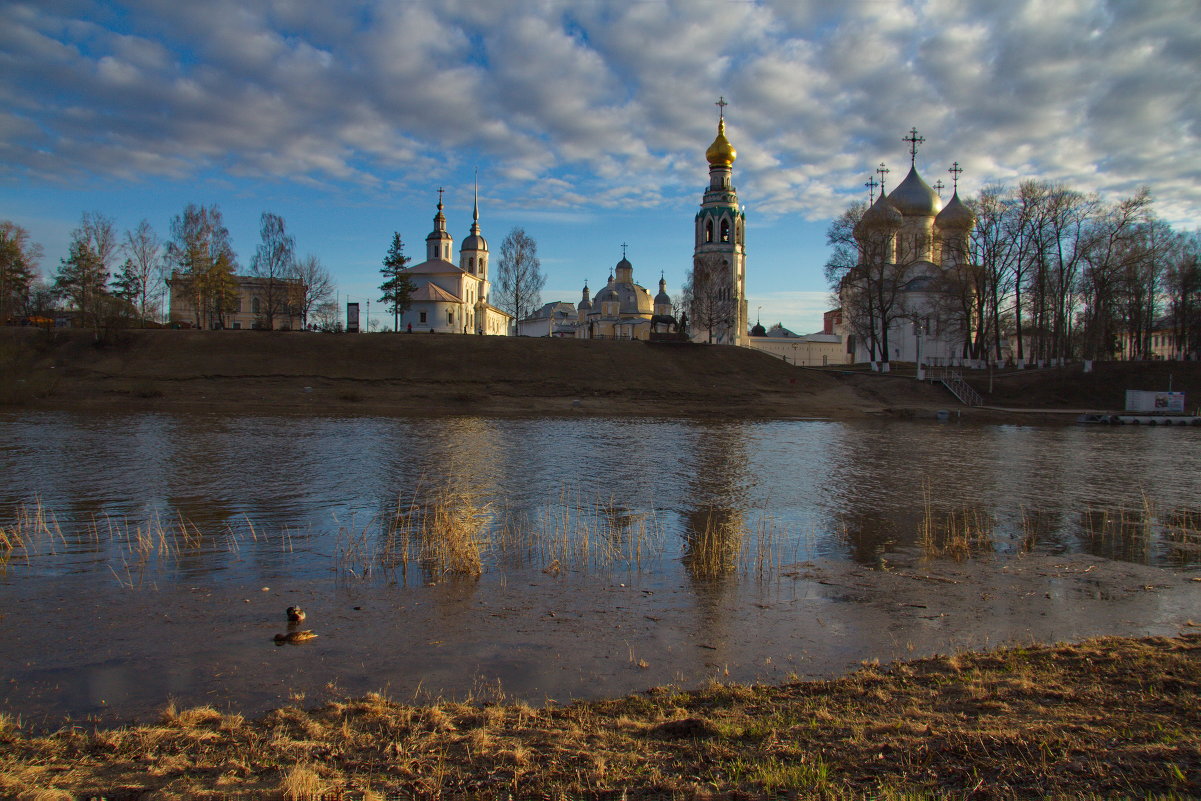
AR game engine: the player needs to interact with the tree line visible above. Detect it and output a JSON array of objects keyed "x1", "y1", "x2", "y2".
[
  {"x1": 826, "y1": 182, "x2": 1201, "y2": 364},
  {"x1": 0, "y1": 206, "x2": 336, "y2": 333}
]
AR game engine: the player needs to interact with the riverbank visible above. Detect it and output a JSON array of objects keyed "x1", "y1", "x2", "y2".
[
  {"x1": 2, "y1": 631, "x2": 1198, "y2": 799},
  {"x1": 6, "y1": 327, "x2": 1195, "y2": 421}
]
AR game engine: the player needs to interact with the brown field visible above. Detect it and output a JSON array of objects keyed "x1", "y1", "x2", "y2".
[
  {"x1": 3, "y1": 327, "x2": 1196, "y2": 420},
  {"x1": 1, "y1": 633, "x2": 1198, "y2": 799}
]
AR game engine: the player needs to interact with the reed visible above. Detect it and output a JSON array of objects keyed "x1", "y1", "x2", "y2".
[{"x1": 918, "y1": 488, "x2": 995, "y2": 561}]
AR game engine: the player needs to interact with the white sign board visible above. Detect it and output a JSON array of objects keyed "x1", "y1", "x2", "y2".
[{"x1": 1125, "y1": 390, "x2": 1185, "y2": 413}]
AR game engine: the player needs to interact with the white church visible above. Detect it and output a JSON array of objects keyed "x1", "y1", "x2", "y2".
[{"x1": 399, "y1": 188, "x2": 513, "y2": 336}]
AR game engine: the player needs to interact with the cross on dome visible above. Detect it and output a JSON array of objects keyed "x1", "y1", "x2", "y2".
[
  {"x1": 436, "y1": 187, "x2": 445, "y2": 209},
  {"x1": 933, "y1": 179, "x2": 945, "y2": 198},
  {"x1": 621, "y1": 242, "x2": 628, "y2": 259},
  {"x1": 903, "y1": 127, "x2": 925, "y2": 167},
  {"x1": 876, "y1": 163, "x2": 890, "y2": 194},
  {"x1": 949, "y1": 161, "x2": 963, "y2": 192},
  {"x1": 716, "y1": 96, "x2": 727, "y2": 120},
  {"x1": 866, "y1": 175, "x2": 879, "y2": 204}
]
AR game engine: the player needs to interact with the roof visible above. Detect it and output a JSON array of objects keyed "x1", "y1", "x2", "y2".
[
  {"x1": 406, "y1": 259, "x2": 464, "y2": 275},
  {"x1": 411, "y1": 283, "x2": 462, "y2": 302}
]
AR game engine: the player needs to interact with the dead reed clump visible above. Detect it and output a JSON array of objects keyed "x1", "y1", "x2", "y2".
[
  {"x1": 417, "y1": 491, "x2": 488, "y2": 577},
  {"x1": 279, "y1": 762, "x2": 331, "y2": 800},
  {"x1": 918, "y1": 490, "x2": 995, "y2": 561}
]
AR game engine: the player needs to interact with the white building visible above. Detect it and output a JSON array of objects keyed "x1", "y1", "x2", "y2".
[
  {"x1": 836, "y1": 139, "x2": 975, "y2": 369},
  {"x1": 400, "y1": 189, "x2": 512, "y2": 336}
]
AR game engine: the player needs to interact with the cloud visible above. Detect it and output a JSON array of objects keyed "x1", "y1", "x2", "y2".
[{"x1": 2, "y1": 0, "x2": 1200, "y2": 227}]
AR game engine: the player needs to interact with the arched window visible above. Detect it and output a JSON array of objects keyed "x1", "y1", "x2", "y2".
[
  {"x1": 720, "y1": 219, "x2": 730, "y2": 243},
  {"x1": 251, "y1": 297, "x2": 261, "y2": 314},
  {"x1": 705, "y1": 221, "x2": 713, "y2": 243},
  {"x1": 468, "y1": 257, "x2": 475, "y2": 272}
]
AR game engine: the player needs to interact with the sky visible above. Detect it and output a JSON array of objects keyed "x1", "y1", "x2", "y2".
[{"x1": 3, "y1": 0, "x2": 1200, "y2": 334}]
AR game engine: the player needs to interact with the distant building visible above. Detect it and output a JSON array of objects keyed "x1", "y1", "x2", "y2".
[
  {"x1": 167, "y1": 273, "x2": 305, "y2": 330},
  {"x1": 400, "y1": 188, "x2": 512, "y2": 335},
  {"x1": 746, "y1": 322, "x2": 849, "y2": 367},
  {"x1": 517, "y1": 301, "x2": 578, "y2": 337}
]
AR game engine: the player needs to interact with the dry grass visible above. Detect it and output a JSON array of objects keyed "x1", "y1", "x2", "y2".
[{"x1": 1, "y1": 634, "x2": 1198, "y2": 799}]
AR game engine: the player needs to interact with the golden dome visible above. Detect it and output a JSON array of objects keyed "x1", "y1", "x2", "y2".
[{"x1": 705, "y1": 118, "x2": 737, "y2": 166}]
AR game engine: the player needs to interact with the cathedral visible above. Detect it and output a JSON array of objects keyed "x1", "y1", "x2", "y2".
[
  {"x1": 836, "y1": 130, "x2": 976, "y2": 368},
  {"x1": 400, "y1": 188, "x2": 513, "y2": 335}
]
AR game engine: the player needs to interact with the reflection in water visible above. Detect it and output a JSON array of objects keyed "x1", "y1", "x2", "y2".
[{"x1": 2, "y1": 412, "x2": 1200, "y2": 583}]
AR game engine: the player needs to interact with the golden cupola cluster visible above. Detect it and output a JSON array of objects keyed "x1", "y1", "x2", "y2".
[{"x1": 706, "y1": 118, "x2": 737, "y2": 167}]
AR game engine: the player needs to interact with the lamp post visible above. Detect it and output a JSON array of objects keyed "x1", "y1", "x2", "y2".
[{"x1": 914, "y1": 319, "x2": 925, "y2": 381}]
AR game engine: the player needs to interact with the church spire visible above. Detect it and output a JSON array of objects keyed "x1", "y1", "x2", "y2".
[{"x1": 426, "y1": 187, "x2": 453, "y2": 262}]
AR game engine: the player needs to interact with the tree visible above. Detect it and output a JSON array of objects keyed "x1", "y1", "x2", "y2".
[
  {"x1": 0, "y1": 221, "x2": 42, "y2": 323},
  {"x1": 250, "y1": 212, "x2": 295, "y2": 330},
  {"x1": 115, "y1": 219, "x2": 164, "y2": 327},
  {"x1": 165, "y1": 204, "x2": 239, "y2": 329},
  {"x1": 494, "y1": 227, "x2": 545, "y2": 331},
  {"x1": 685, "y1": 253, "x2": 735, "y2": 344},
  {"x1": 288, "y1": 254, "x2": 334, "y2": 329},
  {"x1": 55, "y1": 212, "x2": 117, "y2": 330},
  {"x1": 379, "y1": 232, "x2": 414, "y2": 331}
]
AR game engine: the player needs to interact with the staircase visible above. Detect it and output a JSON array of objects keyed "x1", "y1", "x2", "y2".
[{"x1": 934, "y1": 370, "x2": 983, "y2": 407}]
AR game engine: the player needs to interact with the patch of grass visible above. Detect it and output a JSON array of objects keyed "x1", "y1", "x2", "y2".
[{"x1": 6, "y1": 634, "x2": 1186, "y2": 798}]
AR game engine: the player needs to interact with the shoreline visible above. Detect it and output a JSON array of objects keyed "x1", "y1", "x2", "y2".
[{"x1": 2, "y1": 631, "x2": 1198, "y2": 798}]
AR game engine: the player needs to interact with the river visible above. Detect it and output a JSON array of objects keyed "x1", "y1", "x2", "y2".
[{"x1": 1, "y1": 411, "x2": 1198, "y2": 727}]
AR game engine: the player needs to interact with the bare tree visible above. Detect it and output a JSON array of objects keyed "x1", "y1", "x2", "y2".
[
  {"x1": 686, "y1": 253, "x2": 735, "y2": 344},
  {"x1": 113, "y1": 219, "x2": 164, "y2": 326},
  {"x1": 0, "y1": 221, "x2": 43, "y2": 323},
  {"x1": 288, "y1": 254, "x2": 334, "y2": 329},
  {"x1": 250, "y1": 212, "x2": 295, "y2": 330},
  {"x1": 1079, "y1": 188, "x2": 1152, "y2": 359},
  {"x1": 495, "y1": 227, "x2": 544, "y2": 331}
]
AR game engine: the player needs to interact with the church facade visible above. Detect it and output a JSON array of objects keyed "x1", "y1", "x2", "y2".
[
  {"x1": 400, "y1": 190, "x2": 512, "y2": 335},
  {"x1": 835, "y1": 133, "x2": 976, "y2": 368}
]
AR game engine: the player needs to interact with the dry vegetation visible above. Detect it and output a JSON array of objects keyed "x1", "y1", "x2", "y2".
[{"x1": 1, "y1": 634, "x2": 1198, "y2": 799}]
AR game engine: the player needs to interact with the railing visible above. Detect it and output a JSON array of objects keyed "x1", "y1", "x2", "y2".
[{"x1": 930, "y1": 369, "x2": 983, "y2": 406}]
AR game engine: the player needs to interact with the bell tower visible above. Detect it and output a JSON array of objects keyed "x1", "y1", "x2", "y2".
[{"x1": 691, "y1": 98, "x2": 747, "y2": 345}]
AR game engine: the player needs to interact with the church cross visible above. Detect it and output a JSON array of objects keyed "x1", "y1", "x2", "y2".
[
  {"x1": 621, "y1": 242, "x2": 628, "y2": 259},
  {"x1": 933, "y1": 179, "x2": 944, "y2": 198},
  {"x1": 436, "y1": 186, "x2": 445, "y2": 209},
  {"x1": 716, "y1": 96, "x2": 727, "y2": 120},
  {"x1": 865, "y1": 175, "x2": 879, "y2": 204},
  {"x1": 948, "y1": 161, "x2": 963, "y2": 192},
  {"x1": 876, "y1": 162, "x2": 890, "y2": 194},
  {"x1": 903, "y1": 127, "x2": 924, "y2": 166}
]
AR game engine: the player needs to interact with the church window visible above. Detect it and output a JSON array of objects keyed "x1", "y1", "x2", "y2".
[
  {"x1": 705, "y1": 221, "x2": 713, "y2": 243},
  {"x1": 448, "y1": 310, "x2": 454, "y2": 325},
  {"x1": 251, "y1": 297, "x2": 261, "y2": 314},
  {"x1": 721, "y1": 219, "x2": 730, "y2": 242},
  {"x1": 419, "y1": 312, "x2": 427, "y2": 323},
  {"x1": 468, "y1": 257, "x2": 474, "y2": 272}
]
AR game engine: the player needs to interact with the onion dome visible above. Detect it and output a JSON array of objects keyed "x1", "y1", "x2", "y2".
[
  {"x1": 934, "y1": 191, "x2": 974, "y2": 231},
  {"x1": 706, "y1": 118, "x2": 737, "y2": 167},
  {"x1": 887, "y1": 166, "x2": 942, "y2": 217},
  {"x1": 654, "y1": 277, "x2": 671, "y2": 307},
  {"x1": 578, "y1": 283, "x2": 592, "y2": 311},
  {"x1": 750, "y1": 321, "x2": 766, "y2": 337},
  {"x1": 857, "y1": 194, "x2": 903, "y2": 236}
]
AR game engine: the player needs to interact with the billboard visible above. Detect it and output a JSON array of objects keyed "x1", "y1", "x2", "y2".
[
  {"x1": 1125, "y1": 390, "x2": 1185, "y2": 413},
  {"x1": 346, "y1": 302, "x2": 360, "y2": 333}
]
